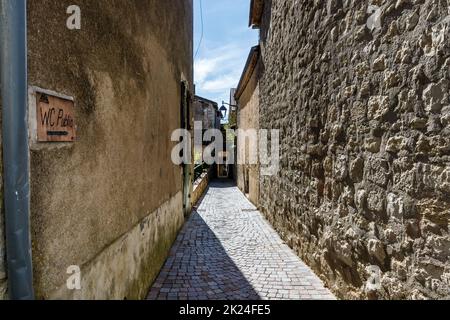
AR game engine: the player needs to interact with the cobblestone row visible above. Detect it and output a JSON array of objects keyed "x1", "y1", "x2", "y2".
[{"x1": 147, "y1": 180, "x2": 335, "y2": 300}]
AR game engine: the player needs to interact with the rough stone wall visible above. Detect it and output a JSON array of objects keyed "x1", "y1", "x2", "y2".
[
  {"x1": 194, "y1": 98, "x2": 218, "y2": 130},
  {"x1": 258, "y1": 0, "x2": 450, "y2": 299},
  {"x1": 237, "y1": 64, "x2": 260, "y2": 206},
  {"x1": 27, "y1": 0, "x2": 192, "y2": 299}
]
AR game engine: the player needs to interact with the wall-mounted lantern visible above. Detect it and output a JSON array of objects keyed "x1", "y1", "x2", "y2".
[
  {"x1": 219, "y1": 104, "x2": 228, "y2": 119},
  {"x1": 221, "y1": 101, "x2": 238, "y2": 119}
]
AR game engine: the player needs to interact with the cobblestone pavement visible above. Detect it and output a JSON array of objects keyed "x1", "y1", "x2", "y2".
[{"x1": 147, "y1": 180, "x2": 336, "y2": 300}]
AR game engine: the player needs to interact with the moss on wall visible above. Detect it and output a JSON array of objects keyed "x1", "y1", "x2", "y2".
[{"x1": 258, "y1": 0, "x2": 450, "y2": 299}]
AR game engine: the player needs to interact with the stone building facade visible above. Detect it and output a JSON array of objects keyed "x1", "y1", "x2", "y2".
[
  {"x1": 194, "y1": 96, "x2": 221, "y2": 131},
  {"x1": 255, "y1": 0, "x2": 450, "y2": 299},
  {"x1": 235, "y1": 46, "x2": 261, "y2": 207},
  {"x1": 1, "y1": 0, "x2": 193, "y2": 299}
]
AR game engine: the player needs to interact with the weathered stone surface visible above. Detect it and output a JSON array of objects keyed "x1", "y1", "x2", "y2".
[
  {"x1": 367, "y1": 239, "x2": 387, "y2": 264},
  {"x1": 423, "y1": 83, "x2": 444, "y2": 113},
  {"x1": 386, "y1": 136, "x2": 407, "y2": 154},
  {"x1": 386, "y1": 193, "x2": 405, "y2": 219},
  {"x1": 350, "y1": 157, "x2": 365, "y2": 182},
  {"x1": 406, "y1": 12, "x2": 420, "y2": 31},
  {"x1": 367, "y1": 189, "x2": 386, "y2": 215},
  {"x1": 0, "y1": 246, "x2": 5, "y2": 282},
  {"x1": 49, "y1": 192, "x2": 185, "y2": 300},
  {"x1": 417, "y1": 199, "x2": 450, "y2": 226},
  {"x1": 258, "y1": 0, "x2": 450, "y2": 299},
  {"x1": 148, "y1": 182, "x2": 336, "y2": 301}
]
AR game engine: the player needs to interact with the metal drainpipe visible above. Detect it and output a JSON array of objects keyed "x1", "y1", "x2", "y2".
[{"x1": 0, "y1": 0, "x2": 34, "y2": 300}]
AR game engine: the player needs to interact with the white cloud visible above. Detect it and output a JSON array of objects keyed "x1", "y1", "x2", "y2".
[
  {"x1": 192, "y1": 0, "x2": 258, "y2": 108},
  {"x1": 202, "y1": 72, "x2": 241, "y2": 92},
  {"x1": 194, "y1": 43, "x2": 249, "y2": 104},
  {"x1": 195, "y1": 45, "x2": 247, "y2": 83}
]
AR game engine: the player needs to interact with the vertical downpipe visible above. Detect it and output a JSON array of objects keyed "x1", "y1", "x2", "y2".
[{"x1": 0, "y1": 0, "x2": 34, "y2": 300}]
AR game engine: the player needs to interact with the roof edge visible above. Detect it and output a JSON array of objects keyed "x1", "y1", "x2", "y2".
[
  {"x1": 249, "y1": 0, "x2": 264, "y2": 28},
  {"x1": 235, "y1": 46, "x2": 260, "y2": 101},
  {"x1": 194, "y1": 95, "x2": 219, "y2": 108}
]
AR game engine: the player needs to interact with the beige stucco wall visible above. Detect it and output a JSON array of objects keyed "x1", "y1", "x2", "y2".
[
  {"x1": 26, "y1": 0, "x2": 193, "y2": 299},
  {"x1": 48, "y1": 192, "x2": 184, "y2": 300},
  {"x1": 194, "y1": 98, "x2": 218, "y2": 130},
  {"x1": 192, "y1": 167, "x2": 214, "y2": 207},
  {"x1": 237, "y1": 65, "x2": 260, "y2": 207}
]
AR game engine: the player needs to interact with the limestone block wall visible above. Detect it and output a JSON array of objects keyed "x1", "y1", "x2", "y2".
[{"x1": 258, "y1": 0, "x2": 450, "y2": 299}]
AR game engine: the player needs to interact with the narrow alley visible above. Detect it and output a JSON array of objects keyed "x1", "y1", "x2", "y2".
[
  {"x1": 0, "y1": 0, "x2": 448, "y2": 304},
  {"x1": 147, "y1": 180, "x2": 335, "y2": 301}
]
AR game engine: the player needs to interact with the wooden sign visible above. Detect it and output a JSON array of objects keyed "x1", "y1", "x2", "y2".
[{"x1": 36, "y1": 92, "x2": 76, "y2": 142}]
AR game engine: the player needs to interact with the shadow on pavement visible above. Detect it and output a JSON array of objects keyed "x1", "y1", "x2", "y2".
[{"x1": 147, "y1": 204, "x2": 260, "y2": 300}]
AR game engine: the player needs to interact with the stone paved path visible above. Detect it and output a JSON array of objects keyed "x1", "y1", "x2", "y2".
[{"x1": 147, "y1": 180, "x2": 335, "y2": 300}]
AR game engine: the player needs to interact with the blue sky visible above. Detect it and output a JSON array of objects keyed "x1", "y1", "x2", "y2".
[{"x1": 194, "y1": 0, "x2": 258, "y2": 109}]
